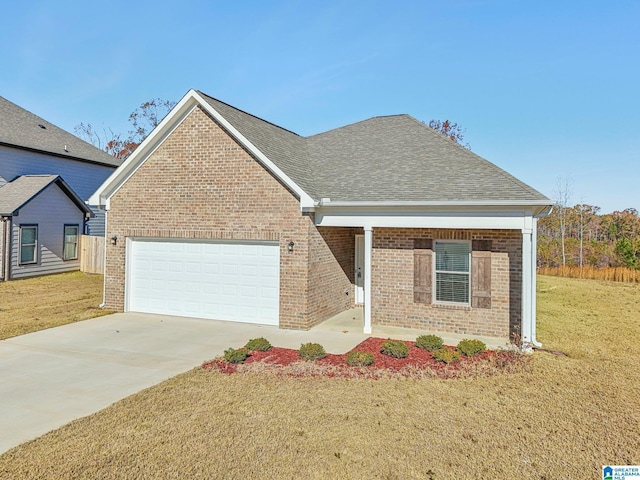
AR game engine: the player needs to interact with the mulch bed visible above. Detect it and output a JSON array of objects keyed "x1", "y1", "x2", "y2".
[{"x1": 202, "y1": 337, "x2": 525, "y2": 380}]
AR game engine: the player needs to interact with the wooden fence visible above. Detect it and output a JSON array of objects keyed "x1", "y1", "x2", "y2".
[{"x1": 80, "y1": 235, "x2": 105, "y2": 274}]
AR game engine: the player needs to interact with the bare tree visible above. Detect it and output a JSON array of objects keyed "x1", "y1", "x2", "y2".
[
  {"x1": 427, "y1": 119, "x2": 471, "y2": 149},
  {"x1": 555, "y1": 176, "x2": 573, "y2": 267},
  {"x1": 75, "y1": 98, "x2": 176, "y2": 160}
]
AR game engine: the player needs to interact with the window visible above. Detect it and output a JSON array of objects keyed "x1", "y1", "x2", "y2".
[
  {"x1": 20, "y1": 225, "x2": 38, "y2": 264},
  {"x1": 64, "y1": 225, "x2": 79, "y2": 260},
  {"x1": 434, "y1": 241, "x2": 470, "y2": 304}
]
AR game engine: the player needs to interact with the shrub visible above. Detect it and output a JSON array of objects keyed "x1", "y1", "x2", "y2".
[
  {"x1": 380, "y1": 340, "x2": 409, "y2": 359},
  {"x1": 415, "y1": 334, "x2": 444, "y2": 352},
  {"x1": 245, "y1": 337, "x2": 272, "y2": 352},
  {"x1": 346, "y1": 350, "x2": 375, "y2": 367},
  {"x1": 298, "y1": 343, "x2": 326, "y2": 361},
  {"x1": 432, "y1": 347, "x2": 461, "y2": 364},
  {"x1": 457, "y1": 339, "x2": 487, "y2": 356},
  {"x1": 223, "y1": 347, "x2": 248, "y2": 364}
]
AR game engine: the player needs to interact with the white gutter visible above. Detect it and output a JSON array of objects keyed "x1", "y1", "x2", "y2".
[{"x1": 317, "y1": 199, "x2": 555, "y2": 207}]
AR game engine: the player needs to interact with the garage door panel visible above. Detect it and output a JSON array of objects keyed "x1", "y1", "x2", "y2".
[{"x1": 128, "y1": 239, "x2": 279, "y2": 325}]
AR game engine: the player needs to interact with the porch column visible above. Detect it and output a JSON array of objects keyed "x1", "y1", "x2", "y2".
[
  {"x1": 521, "y1": 220, "x2": 534, "y2": 347},
  {"x1": 530, "y1": 217, "x2": 541, "y2": 347},
  {"x1": 363, "y1": 226, "x2": 373, "y2": 334}
]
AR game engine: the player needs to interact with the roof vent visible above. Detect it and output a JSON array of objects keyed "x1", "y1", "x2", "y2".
[{"x1": 38, "y1": 124, "x2": 46, "y2": 129}]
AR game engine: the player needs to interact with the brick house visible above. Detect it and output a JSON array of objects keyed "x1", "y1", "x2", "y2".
[{"x1": 90, "y1": 89, "x2": 553, "y2": 346}]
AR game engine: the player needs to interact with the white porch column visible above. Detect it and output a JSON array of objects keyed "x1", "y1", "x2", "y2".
[
  {"x1": 363, "y1": 226, "x2": 373, "y2": 334},
  {"x1": 530, "y1": 217, "x2": 541, "y2": 347},
  {"x1": 521, "y1": 222, "x2": 533, "y2": 346}
]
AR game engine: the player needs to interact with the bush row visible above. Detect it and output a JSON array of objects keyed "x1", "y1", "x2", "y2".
[{"x1": 221, "y1": 335, "x2": 487, "y2": 365}]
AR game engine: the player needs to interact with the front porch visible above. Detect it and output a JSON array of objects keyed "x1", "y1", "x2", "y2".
[{"x1": 314, "y1": 307, "x2": 511, "y2": 350}]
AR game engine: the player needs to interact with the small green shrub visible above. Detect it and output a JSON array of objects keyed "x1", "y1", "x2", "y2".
[
  {"x1": 298, "y1": 342, "x2": 326, "y2": 361},
  {"x1": 380, "y1": 340, "x2": 409, "y2": 359},
  {"x1": 457, "y1": 339, "x2": 487, "y2": 356},
  {"x1": 432, "y1": 347, "x2": 461, "y2": 364},
  {"x1": 223, "y1": 347, "x2": 248, "y2": 364},
  {"x1": 245, "y1": 337, "x2": 272, "y2": 352},
  {"x1": 345, "y1": 350, "x2": 375, "y2": 367},
  {"x1": 415, "y1": 334, "x2": 444, "y2": 352}
]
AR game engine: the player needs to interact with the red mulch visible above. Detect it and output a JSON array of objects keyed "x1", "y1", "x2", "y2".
[{"x1": 202, "y1": 337, "x2": 524, "y2": 380}]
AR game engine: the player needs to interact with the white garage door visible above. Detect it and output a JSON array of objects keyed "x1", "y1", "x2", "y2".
[{"x1": 127, "y1": 239, "x2": 280, "y2": 325}]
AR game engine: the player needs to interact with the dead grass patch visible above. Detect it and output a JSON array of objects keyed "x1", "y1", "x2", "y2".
[
  {"x1": 0, "y1": 275, "x2": 638, "y2": 478},
  {"x1": 0, "y1": 271, "x2": 112, "y2": 340}
]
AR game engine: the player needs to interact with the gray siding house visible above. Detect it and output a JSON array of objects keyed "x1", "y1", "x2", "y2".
[
  {"x1": 0, "y1": 175, "x2": 92, "y2": 280},
  {"x1": 0, "y1": 96, "x2": 122, "y2": 280}
]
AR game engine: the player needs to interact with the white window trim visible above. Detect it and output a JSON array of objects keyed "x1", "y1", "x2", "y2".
[
  {"x1": 63, "y1": 225, "x2": 79, "y2": 261},
  {"x1": 433, "y1": 239, "x2": 471, "y2": 306},
  {"x1": 19, "y1": 225, "x2": 38, "y2": 265}
]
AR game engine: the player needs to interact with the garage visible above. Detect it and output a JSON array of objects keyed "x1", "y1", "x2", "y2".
[{"x1": 126, "y1": 239, "x2": 280, "y2": 325}]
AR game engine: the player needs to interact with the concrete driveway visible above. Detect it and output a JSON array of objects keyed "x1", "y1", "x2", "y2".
[{"x1": 0, "y1": 312, "x2": 368, "y2": 454}]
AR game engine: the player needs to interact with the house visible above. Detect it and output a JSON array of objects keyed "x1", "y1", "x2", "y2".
[
  {"x1": 90, "y1": 89, "x2": 553, "y2": 346},
  {"x1": 0, "y1": 96, "x2": 122, "y2": 236},
  {"x1": 0, "y1": 96, "x2": 122, "y2": 280},
  {"x1": 0, "y1": 175, "x2": 93, "y2": 280}
]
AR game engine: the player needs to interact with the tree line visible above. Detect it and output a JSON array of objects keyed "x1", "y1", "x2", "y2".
[{"x1": 538, "y1": 205, "x2": 640, "y2": 269}]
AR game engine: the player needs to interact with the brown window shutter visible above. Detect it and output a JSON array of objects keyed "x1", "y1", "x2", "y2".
[
  {"x1": 414, "y1": 239, "x2": 433, "y2": 304},
  {"x1": 471, "y1": 240, "x2": 492, "y2": 308}
]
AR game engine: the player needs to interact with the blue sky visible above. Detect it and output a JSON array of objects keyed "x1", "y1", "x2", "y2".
[{"x1": 2, "y1": 1, "x2": 638, "y2": 213}]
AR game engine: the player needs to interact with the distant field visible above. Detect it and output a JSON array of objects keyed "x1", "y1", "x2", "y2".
[
  {"x1": 0, "y1": 272, "x2": 111, "y2": 340},
  {"x1": 0, "y1": 275, "x2": 638, "y2": 479}
]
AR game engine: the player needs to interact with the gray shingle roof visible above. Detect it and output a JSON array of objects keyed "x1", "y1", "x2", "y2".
[
  {"x1": 0, "y1": 174, "x2": 92, "y2": 216},
  {"x1": 0, "y1": 96, "x2": 121, "y2": 168},
  {"x1": 198, "y1": 92, "x2": 550, "y2": 204}
]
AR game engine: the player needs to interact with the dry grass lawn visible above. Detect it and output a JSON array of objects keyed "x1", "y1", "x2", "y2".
[
  {"x1": 0, "y1": 271, "x2": 111, "y2": 340},
  {"x1": 1, "y1": 276, "x2": 639, "y2": 479}
]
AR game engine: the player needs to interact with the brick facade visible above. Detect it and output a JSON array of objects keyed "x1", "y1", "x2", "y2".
[
  {"x1": 104, "y1": 106, "x2": 352, "y2": 330},
  {"x1": 371, "y1": 228, "x2": 521, "y2": 338},
  {"x1": 104, "y1": 105, "x2": 522, "y2": 338}
]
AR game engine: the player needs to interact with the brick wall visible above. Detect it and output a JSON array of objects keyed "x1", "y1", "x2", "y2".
[
  {"x1": 105, "y1": 106, "x2": 326, "y2": 329},
  {"x1": 306, "y1": 225, "x2": 357, "y2": 326},
  {"x1": 371, "y1": 228, "x2": 522, "y2": 339}
]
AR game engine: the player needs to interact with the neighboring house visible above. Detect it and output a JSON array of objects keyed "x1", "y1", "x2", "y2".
[
  {"x1": 0, "y1": 95, "x2": 122, "y2": 281},
  {"x1": 90, "y1": 89, "x2": 554, "y2": 346},
  {"x1": 0, "y1": 96, "x2": 122, "y2": 237},
  {"x1": 0, "y1": 175, "x2": 92, "y2": 281}
]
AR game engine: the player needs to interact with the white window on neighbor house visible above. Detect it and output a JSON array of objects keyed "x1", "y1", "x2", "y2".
[
  {"x1": 434, "y1": 240, "x2": 471, "y2": 305},
  {"x1": 63, "y1": 225, "x2": 79, "y2": 260},
  {"x1": 19, "y1": 225, "x2": 38, "y2": 265}
]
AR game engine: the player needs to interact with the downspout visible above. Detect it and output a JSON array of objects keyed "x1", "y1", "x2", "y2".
[
  {"x1": 530, "y1": 205, "x2": 554, "y2": 348},
  {"x1": 1, "y1": 216, "x2": 11, "y2": 281},
  {"x1": 99, "y1": 208, "x2": 108, "y2": 308}
]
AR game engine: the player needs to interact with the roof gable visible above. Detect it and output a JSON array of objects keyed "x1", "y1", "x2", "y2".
[
  {"x1": 0, "y1": 96, "x2": 121, "y2": 168},
  {"x1": 0, "y1": 174, "x2": 92, "y2": 216}
]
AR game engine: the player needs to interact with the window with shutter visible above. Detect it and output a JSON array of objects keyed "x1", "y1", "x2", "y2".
[{"x1": 434, "y1": 241, "x2": 470, "y2": 304}]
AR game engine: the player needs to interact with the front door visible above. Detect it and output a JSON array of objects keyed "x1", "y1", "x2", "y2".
[{"x1": 355, "y1": 235, "x2": 364, "y2": 304}]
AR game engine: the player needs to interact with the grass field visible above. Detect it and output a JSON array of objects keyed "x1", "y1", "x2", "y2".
[
  {"x1": 0, "y1": 271, "x2": 111, "y2": 340},
  {"x1": 1, "y1": 276, "x2": 639, "y2": 479}
]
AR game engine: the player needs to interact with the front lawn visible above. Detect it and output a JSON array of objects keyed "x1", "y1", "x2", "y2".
[
  {"x1": 0, "y1": 276, "x2": 638, "y2": 478},
  {"x1": 0, "y1": 271, "x2": 110, "y2": 340}
]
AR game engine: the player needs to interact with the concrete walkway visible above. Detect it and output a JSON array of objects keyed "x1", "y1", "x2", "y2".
[
  {"x1": 0, "y1": 312, "x2": 368, "y2": 454},
  {"x1": 0, "y1": 310, "x2": 508, "y2": 454}
]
